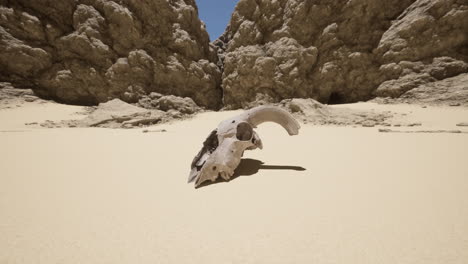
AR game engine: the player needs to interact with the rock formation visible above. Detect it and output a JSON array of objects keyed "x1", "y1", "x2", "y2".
[
  {"x1": 217, "y1": 0, "x2": 468, "y2": 108},
  {"x1": 279, "y1": 98, "x2": 396, "y2": 127},
  {"x1": 27, "y1": 98, "x2": 198, "y2": 129},
  {"x1": 379, "y1": 72, "x2": 468, "y2": 107},
  {"x1": 1, "y1": 0, "x2": 467, "y2": 110},
  {"x1": 0, "y1": 0, "x2": 222, "y2": 109},
  {"x1": 0, "y1": 82, "x2": 42, "y2": 109}
]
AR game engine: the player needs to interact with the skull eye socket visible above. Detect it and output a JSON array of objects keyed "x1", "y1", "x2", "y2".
[{"x1": 236, "y1": 122, "x2": 253, "y2": 141}]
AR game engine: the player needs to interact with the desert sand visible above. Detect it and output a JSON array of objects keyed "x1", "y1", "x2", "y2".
[{"x1": 1, "y1": 100, "x2": 468, "y2": 264}]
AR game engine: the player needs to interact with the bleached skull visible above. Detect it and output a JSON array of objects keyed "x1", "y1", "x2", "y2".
[{"x1": 188, "y1": 106, "x2": 300, "y2": 187}]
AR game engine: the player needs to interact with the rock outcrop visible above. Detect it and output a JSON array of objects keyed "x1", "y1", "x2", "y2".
[
  {"x1": 279, "y1": 98, "x2": 396, "y2": 127},
  {"x1": 78, "y1": 99, "x2": 166, "y2": 128},
  {"x1": 0, "y1": 82, "x2": 42, "y2": 109},
  {"x1": 32, "y1": 98, "x2": 199, "y2": 129},
  {"x1": 381, "y1": 72, "x2": 468, "y2": 107},
  {"x1": 137, "y1": 93, "x2": 201, "y2": 114},
  {"x1": 217, "y1": 0, "x2": 468, "y2": 108},
  {"x1": 0, "y1": 0, "x2": 222, "y2": 109}
]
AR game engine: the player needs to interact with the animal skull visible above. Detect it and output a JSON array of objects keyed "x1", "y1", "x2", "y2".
[{"x1": 188, "y1": 106, "x2": 300, "y2": 187}]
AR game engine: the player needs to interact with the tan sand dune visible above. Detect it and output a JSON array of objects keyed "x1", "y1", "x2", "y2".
[{"x1": 1, "y1": 101, "x2": 468, "y2": 263}]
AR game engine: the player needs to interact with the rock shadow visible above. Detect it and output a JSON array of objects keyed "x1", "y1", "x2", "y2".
[{"x1": 196, "y1": 158, "x2": 306, "y2": 188}]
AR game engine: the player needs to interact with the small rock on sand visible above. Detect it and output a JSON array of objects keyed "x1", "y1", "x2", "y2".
[
  {"x1": 407, "y1": 122, "x2": 422, "y2": 127},
  {"x1": 23, "y1": 95, "x2": 38, "y2": 102},
  {"x1": 361, "y1": 121, "x2": 376, "y2": 127},
  {"x1": 142, "y1": 129, "x2": 167, "y2": 133}
]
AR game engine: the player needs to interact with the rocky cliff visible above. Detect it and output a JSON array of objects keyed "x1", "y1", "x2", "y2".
[
  {"x1": 217, "y1": 0, "x2": 468, "y2": 108},
  {"x1": 1, "y1": 0, "x2": 467, "y2": 110},
  {"x1": 0, "y1": 0, "x2": 222, "y2": 109}
]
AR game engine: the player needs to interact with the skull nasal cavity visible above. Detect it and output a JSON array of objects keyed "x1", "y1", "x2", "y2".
[{"x1": 236, "y1": 122, "x2": 253, "y2": 141}]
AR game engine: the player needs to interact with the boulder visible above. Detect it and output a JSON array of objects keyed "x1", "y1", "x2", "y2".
[
  {"x1": 399, "y1": 73, "x2": 468, "y2": 107},
  {"x1": 137, "y1": 94, "x2": 201, "y2": 114},
  {"x1": 155, "y1": 95, "x2": 201, "y2": 114}
]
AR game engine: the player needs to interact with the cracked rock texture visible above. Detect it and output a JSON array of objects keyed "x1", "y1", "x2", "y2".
[
  {"x1": 217, "y1": 0, "x2": 468, "y2": 108},
  {"x1": 0, "y1": 0, "x2": 222, "y2": 109}
]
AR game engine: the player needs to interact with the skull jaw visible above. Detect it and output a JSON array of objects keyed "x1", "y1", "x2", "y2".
[{"x1": 194, "y1": 139, "x2": 254, "y2": 187}]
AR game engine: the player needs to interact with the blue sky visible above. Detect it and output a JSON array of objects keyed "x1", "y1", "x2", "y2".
[{"x1": 195, "y1": 0, "x2": 239, "y2": 41}]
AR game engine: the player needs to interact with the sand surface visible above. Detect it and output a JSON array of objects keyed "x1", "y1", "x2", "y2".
[{"x1": 1, "y1": 101, "x2": 468, "y2": 263}]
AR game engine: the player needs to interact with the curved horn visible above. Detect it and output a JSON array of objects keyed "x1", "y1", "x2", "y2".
[{"x1": 242, "y1": 106, "x2": 300, "y2": 135}]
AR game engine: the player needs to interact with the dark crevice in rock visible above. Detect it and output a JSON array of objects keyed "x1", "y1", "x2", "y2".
[{"x1": 327, "y1": 92, "x2": 345, "y2": 105}]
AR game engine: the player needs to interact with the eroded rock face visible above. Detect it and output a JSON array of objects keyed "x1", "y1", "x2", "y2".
[
  {"x1": 218, "y1": 0, "x2": 468, "y2": 108},
  {"x1": 222, "y1": 37, "x2": 318, "y2": 107},
  {"x1": 2, "y1": 0, "x2": 467, "y2": 110},
  {"x1": 0, "y1": 0, "x2": 222, "y2": 109}
]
